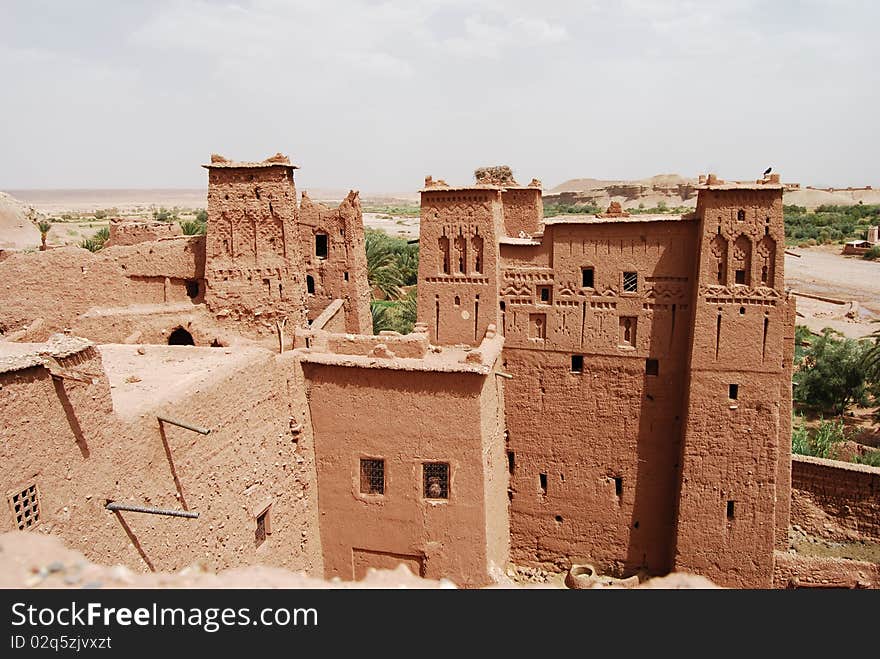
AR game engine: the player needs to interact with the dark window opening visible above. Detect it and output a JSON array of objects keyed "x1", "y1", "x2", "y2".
[
  {"x1": 739, "y1": 306, "x2": 746, "y2": 315},
  {"x1": 360, "y1": 458, "x2": 385, "y2": 495},
  {"x1": 645, "y1": 359, "x2": 659, "y2": 376},
  {"x1": 306, "y1": 275, "x2": 315, "y2": 295},
  {"x1": 507, "y1": 451, "x2": 515, "y2": 475},
  {"x1": 500, "y1": 301, "x2": 506, "y2": 311},
  {"x1": 633, "y1": 521, "x2": 640, "y2": 529},
  {"x1": 210, "y1": 338, "x2": 222, "y2": 347},
  {"x1": 344, "y1": 271, "x2": 349, "y2": 282},
  {"x1": 737, "y1": 209, "x2": 746, "y2": 222},
  {"x1": 555, "y1": 515, "x2": 563, "y2": 523},
  {"x1": 9, "y1": 483, "x2": 40, "y2": 530},
  {"x1": 571, "y1": 355, "x2": 583, "y2": 373},
  {"x1": 761, "y1": 265, "x2": 768, "y2": 283},
  {"x1": 538, "y1": 286, "x2": 551, "y2": 304},
  {"x1": 623, "y1": 271, "x2": 638, "y2": 293},
  {"x1": 168, "y1": 327, "x2": 194, "y2": 346},
  {"x1": 423, "y1": 463, "x2": 449, "y2": 499},
  {"x1": 582, "y1": 267, "x2": 595, "y2": 288},
  {"x1": 729, "y1": 383, "x2": 739, "y2": 400},
  {"x1": 765, "y1": 226, "x2": 769, "y2": 236},
  {"x1": 454, "y1": 295, "x2": 461, "y2": 306},
  {"x1": 735, "y1": 269, "x2": 746, "y2": 285},
  {"x1": 315, "y1": 233, "x2": 328, "y2": 259},
  {"x1": 185, "y1": 279, "x2": 199, "y2": 299},
  {"x1": 255, "y1": 508, "x2": 270, "y2": 546},
  {"x1": 727, "y1": 500, "x2": 735, "y2": 519},
  {"x1": 614, "y1": 476, "x2": 623, "y2": 498},
  {"x1": 539, "y1": 473, "x2": 548, "y2": 496}
]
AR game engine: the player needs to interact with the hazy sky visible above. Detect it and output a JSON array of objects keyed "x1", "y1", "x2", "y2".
[{"x1": 1, "y1": 0, "x2": 878, "y2": 192}]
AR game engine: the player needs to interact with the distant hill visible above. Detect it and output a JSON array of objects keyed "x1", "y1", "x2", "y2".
[{"x1": 546, "y1": 175, "x2": 880, "y2": 210}]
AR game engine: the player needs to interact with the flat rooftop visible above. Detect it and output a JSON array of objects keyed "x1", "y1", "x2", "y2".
[
  {"x1": 98, "y1": 344, "x2": 272, "y2": 420},
  {"x1": 297, "y1": 334, "x2": 504, "y2": 375},
  {"x1": 542, "y1": 213, "x2": 695, "y2": 225}
]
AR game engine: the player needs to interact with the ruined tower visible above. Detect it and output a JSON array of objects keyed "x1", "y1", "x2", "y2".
[
  {"x1": 203, "y1": 153, "x2": 307, "y2": 329},
  {"x1": 673, "y1": 173, "x2": 795, "y2": 588}
]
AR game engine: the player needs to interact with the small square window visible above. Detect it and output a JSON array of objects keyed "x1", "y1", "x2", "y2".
[
  {"x1": 537, "y1": 285, "x2": 552, "y2": 304},
  {"x1": 360, "y1": 458, "x2": 385, "y2": 495},
  {"x1": 737, "y1": 209, "x2": 746, "y2": 222},
  {"x1": 315, "y1": 233, "x2": 328, "y2": 259},
  {"x1": 571, "y1": 355, "x2": 583, "y2": 373},
  {"x1": 735, "y1": 270, "x2": 746, "y2": 285},
  {"x1": 623, "y1": 271, "x2": 638, "y2": 293},
  {"x1": 423, "y1": 462, "x2": 449, "y2": 499},
  {"x1": 645, "y1": 359, "x2": 659, "y2": 376},
  {"x1": 729, "y1": 384, "x2": 739, "y2": 400},
  {"x1": 255, "y1": 507, "x2": 271, "y2": 546},
  {"x1": 9, "y1": 483, "x2": 40, "y2": 530},
  {"x1": 582, "y1": 267, "x2": 595, "y2": 288}
]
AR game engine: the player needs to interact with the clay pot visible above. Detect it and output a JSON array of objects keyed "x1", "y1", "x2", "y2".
[{"x1": 565, "y1": 564, "x2": 597, "y2": 589}]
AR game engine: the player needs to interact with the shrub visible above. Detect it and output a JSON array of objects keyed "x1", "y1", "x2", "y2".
[
  {"x1": 178, "y1": 220, "x2": 206, "y2": 235},
  {"x1": 863, "y1": 246, "x2": 880, "y2": 261},
  {"x1": 791, "y1": 415, "x2": 848, "y2": 460},
  {"x1": 794, "y1": 328, "x2": 871, "y2": 414},
  {"x1": 854, "y1": 450, "x2": 880, "y2": 467},
  {"x1": 79, "y1": 226, "x2": 110, "y2": 252}
]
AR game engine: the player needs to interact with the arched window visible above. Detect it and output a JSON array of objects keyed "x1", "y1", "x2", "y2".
[
  {"x1": 439, "y1": 236, "x2": 451, "y2": 275},
  {"x1": 472, "y1": 234, "x2": 484, "y2": 274}
]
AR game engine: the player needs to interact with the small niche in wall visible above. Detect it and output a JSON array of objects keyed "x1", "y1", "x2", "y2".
[
  {"x1": 344, "y1": 271, "x2": 349, "y2": 282},
  {"x1": 614, "y1": 476, "x2": 623, "y2": 499},
  {"x1": 571, "y1": 355, "x2": 583, "y2": 373},
  {"x1": 507, "y1": 451, "x2": 515, "y2": 474},
  {"x1": 539, "y1": 473, "x2": 548, "y2": 496},
  {"x1": 728, "y1": 383, "x2": 739, "y2": 400},
  {"x1": 727, "y1": 500, "x2": 735, "y2": 519}
]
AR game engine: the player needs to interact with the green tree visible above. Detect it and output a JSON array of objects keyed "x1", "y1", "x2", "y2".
[
  {"x1": 794, "y1": 328, "x2": 871, "y2": 414},
  {"x1": 79, "y1": 226, "x2": 110, "y2": 252},
  {"x1": 365, "y1": 229, "x2": 404, "y2": 300},
  {"x1": 179, "y1": 219, "x2": 206, "y2": 235},
  {"x1": 37, "y1": 220, "x2": 52, "y2": 251}
]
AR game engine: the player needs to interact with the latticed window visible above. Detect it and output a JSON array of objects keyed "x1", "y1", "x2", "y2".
[
  {"x1": 360, "y1": 459, "x2": 385, "y2": 495},
  {"x1": 9, "y1": 483, "x2": 40, "y2": 530},
  {"x1": 423, "y1": 463, "x2": 449, "y2": 499},
  {"x1": 623, "y1": 271, "x2": 638, "y2": 292}
]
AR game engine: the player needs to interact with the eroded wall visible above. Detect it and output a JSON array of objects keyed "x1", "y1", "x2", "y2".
[
  {"x1": 0, "y1": 344, "x2": 322, "y2": 575},
  {"x1": 791, "y1": 455, "x2": 880, "y2": 543},
  {"x1": 298, "y1": 192, "x2": 371, "y2": 334}
]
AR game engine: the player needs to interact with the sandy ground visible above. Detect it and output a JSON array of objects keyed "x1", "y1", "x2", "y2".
[
  {"x1": 785, "y1": 246, "x2": 880, "y2": 338},
  {"x1": 98, "y1": 343, "x2": 272, "y2": 420}
]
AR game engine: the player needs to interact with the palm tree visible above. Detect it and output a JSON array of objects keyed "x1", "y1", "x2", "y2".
[
  {"x1": 365, "y1": 230, "x2": 403, "y2": 300},
  {"x1": 37, "y1": 220, "x2": 52, "y2": 251}
]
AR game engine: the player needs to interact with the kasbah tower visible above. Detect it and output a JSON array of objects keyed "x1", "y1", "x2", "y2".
[{"x1": 415, "y1": 168, "x2": 793, "y2": 588}]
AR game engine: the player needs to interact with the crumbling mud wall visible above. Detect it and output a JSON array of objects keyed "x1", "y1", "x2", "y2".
[
  {"x1": 0, "y1": 340, "x2": 322, "y2": 575},
  {"x1": 773, "y1": 552, "x2": 880, "y2": 589},
  {"x1": 791, "y1": 455, "x2": 880, "y2": 543},
  {"x1": 203, "y1": 154, "x2": 308, "y2": 335},
  {"x1": 107, "y1": 219, "x2": 183, "y2": 247},
  {"x1": 0, "y1": 237, "x2": 205, "y2": 341},
  {"x1": 298, "y1": 192, "x2": 372, "y2": 334},
  {"x1": 299, "y1": 328, "x2": 507, "y2": 587}
]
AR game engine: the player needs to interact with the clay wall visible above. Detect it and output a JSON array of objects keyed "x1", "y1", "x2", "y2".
[
  {"x1": 298, "y1": 192, "x2": 372, "y2": 334},
  {"x1": 674, "y1": 185, "x2": 792, "y2": 588},
  {"x1": 0, "y1": 238, "x2": 205, "y2": 341},
  {"x1": 773, "y1": 552, "x2": 880, "y2": 588},
  {"x1": 791, "y1": 455, "x2": 880, "y2": 542},
  {"x1": 107, "y1": 220, "x2": 182, "y2": 247},
  {"x1": 500, "y1": 188, "x2": 542, "y2": 237},
  {"x1": 417, "y1": 188, "x2": 504, "y2": 346},
  {"x1": 500, "y1": 219, "x2": 696, "y2": 575},
  {"x1": 0, "y1": 344, "x2": 322, "y2": 574},
  {"x1": 302, "y1": 362, "x2": 506, "y2": 586},
  {"x1": 203, "y1": 161, "x2": 307, "y2": 331}
]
